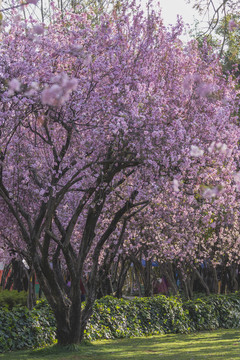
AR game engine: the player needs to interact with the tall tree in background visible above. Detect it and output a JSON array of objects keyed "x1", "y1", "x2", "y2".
[
  {"x1": 188, "y1": 0, "x2": 240, "y2": 56},
  {"x1": 0, "y1": 0, "x2": 119, "y2": 23}
]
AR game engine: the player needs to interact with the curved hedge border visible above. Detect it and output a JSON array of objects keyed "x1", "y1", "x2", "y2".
[{"x1": 1, "y1": 293, "x2": 240, "y2": 352}]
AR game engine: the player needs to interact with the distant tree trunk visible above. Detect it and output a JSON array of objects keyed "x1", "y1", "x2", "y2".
[
  {"x1": 115, "y1": 259, "x2": 131, "y2": 298},
  {"x1": 131, "y1": 257, "x2": 153, "y2": 297},
  {"x1": 187, "y1": 277, "x2": 194, "y2": 299},
  {"x1": 210, "y1": 266, "x2": 218, "y2": 294},
  {"x1": 237, "y1": 265, "x2": 240, "y2": 289},
  {"x1": 161, "y1": 262, "x2": 179, "y2": 295},
  {"x1": 192, "y1": 265, "x2": 210, "y2": 296},
  {"x1": 221, "y1": 263, "x2": 228, "y2": 294},
  {"x1": 178, "y1": 268, "x2": 190, "y2": 299},
  {"x1": 27, "y1": 268, "x2": 36, "y2": 310},
  {"x1": 227, "y1": 264, "x2": 238, "y2": 292},
  {"x1": 143, "y1": 260, "x2": 153, "y2": 297},
  {"x1": 96, "y1": 268, "x2": 113, "y2": 298},
  {"x1": 134, "y1": 267, "x2": 142, "y2": 296}
]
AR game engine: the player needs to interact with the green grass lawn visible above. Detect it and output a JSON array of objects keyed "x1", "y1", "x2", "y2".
[{"x1": 1, "y1": 329, "x2": 240, "y2": 360}]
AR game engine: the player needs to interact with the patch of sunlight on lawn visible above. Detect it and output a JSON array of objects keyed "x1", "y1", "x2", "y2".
[{"x1": 1, "y1": 329, "x2": 240, "y2": 360}]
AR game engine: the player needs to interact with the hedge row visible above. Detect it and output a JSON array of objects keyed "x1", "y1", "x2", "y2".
[
  {"x1": 86, "y1": 293, "x2": 240, "y2": 340},
  {"x1": 0, "y1": 301, "x2": 56, "y2": 353},
  {"x1": 1, "y1": 293, "x2": 240, "y2": 352}
]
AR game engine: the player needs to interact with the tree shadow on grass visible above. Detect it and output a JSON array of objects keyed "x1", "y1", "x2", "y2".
[{"x1": 1, "y1": 329, "x2": 240, "y2": 360}]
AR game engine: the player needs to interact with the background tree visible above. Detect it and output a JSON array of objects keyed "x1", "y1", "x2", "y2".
[
  {"x1": 188, "y1": 0, "x2": 240, "y2": 56},
  {"x1": 0, "y1": 0, "x2": 120, "y2": 23}
]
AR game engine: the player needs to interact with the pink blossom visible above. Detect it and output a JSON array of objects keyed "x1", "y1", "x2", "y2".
[
  {"x1": 228, "y1": 20, "x2": 238, "y2": 31},
  {"x1": 203, "y1": 187, "x2": 219, "y2": 198},
  {"x1": 33, "y1": 24, "x2": 44, "y2": 35},
  {"x1": 26, "y1": 0, "x2": 39, "y2": 5},
  {"x1": 9, "y1": 78, "x2": 21, "y2": 92},
  {"x1": 196, "y1": 82, "x2": 213, "y2": 97},
  {"x1": 41, "y1": 84, "x2": 62, "y2": 106},
  {"x1": 41, "y1": 74, "x2": 78, "y2": 106},
  {"x1": 234, "y1": 172, "x2": 240, "y2": 184}
]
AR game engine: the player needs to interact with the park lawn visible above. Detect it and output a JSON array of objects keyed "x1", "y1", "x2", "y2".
[{"x1": 0, "y1": 329, "x2": 240, "y2": 360}]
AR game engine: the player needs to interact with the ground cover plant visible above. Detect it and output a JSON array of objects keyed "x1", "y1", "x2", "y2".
[{"x1": 0, "y1": 329, "x2": 240, "y2": 360}]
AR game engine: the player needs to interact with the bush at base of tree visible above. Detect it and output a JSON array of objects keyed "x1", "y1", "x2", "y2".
[
  {"x1": 0, "y1": 301, "x2": 56, "y2": 353},
  {"x1": 2, "y1": 293, "x2": 240, "y2": 353},
  {"x1": 86, "y1": 294, "x2": 240, "y2": 340},
  {"x1": 0, "y1": 289, "x2": 28, "y2": 309}
]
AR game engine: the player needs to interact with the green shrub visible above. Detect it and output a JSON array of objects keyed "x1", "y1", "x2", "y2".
[
  {"x1": 0, "y1": 302, "x2": 56, "y2": 353},
  {"x1": 183, "y1": 297, "x2": 219, "y2": 331},
  {"x1": 206, "y1": 294, "x2": 240, "y2": 329},
  {"x1": 85, "y1": 295, "x2": 191, "y2": 340},
  {"x1": 0, "y1": 289, "x2": 27, "y2": 309},
  {"x1": 1, "y1": 293, "x2": 240, "y2": 353}
]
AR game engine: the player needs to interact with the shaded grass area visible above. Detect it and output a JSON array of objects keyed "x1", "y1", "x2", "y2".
[{"x1": 0, "y1": 329, "x2": 240, "y2": 360}]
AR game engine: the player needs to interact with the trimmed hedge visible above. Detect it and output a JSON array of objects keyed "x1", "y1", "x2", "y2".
[
  {"x1": 1, "y1": 293, "x2": 240, "y2": 352},
  {"x1": 0, "y1": 300, "x2": 56, "y2": 353},
  {"x1": 86, "y1": 296, "x2": 190, "y2": 340}
]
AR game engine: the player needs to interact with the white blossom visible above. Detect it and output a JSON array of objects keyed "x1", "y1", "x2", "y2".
[
  {"x1": 190, "y1": 145, "x2": 204, "y2": 157},
  {"x1": 173, "y1": 179, "x2": 179, "y2": 192}
]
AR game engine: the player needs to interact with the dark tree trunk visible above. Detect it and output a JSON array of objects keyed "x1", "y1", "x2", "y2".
[
  {"x1": 210, "y1": 266, "x2": 219, "y2": 294},
  {"x1": 143, "y1": 260, "x2": 153, "y2": 297},
  {"x1": 134, "y1": 267, "x2": 142, "y2": 296},
  {"x1": 187, "y1": 277, "x2": 194, "y2": 299},
  {"x1": 36, "y1": 272, "x2": 87, "y2": 345},
  {"x1": 227, "y1": 264, "x2": 238, "y2": 292},
  {"x1": 237, "y1": 265, "x2": 240, "y2": 290},
  {"x1": 115, "y1": 260, "x2": 131, "y2": 298},
  {"x1": 97, "y1": 268, "x2": 113, "y2": 298},
  {"x1": 220, "y1": 263, "x2": 228, "y2": 294},
  {"x1": 27, "y1": 268, "x2": 36, "y2": 310},
  {"x1": 161, "y1": 262, "x2": 178, "y2": 295},
  {"x1": 192, "y1": 265, "x2": 210, "y2": 296},
  {"x1": 178, "y1": 268, "x2": 190, "y2": 299}
]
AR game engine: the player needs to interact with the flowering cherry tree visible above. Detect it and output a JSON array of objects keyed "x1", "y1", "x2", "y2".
[{"x1": 0, "y1": 2, "x2": 240, "y2": 345}]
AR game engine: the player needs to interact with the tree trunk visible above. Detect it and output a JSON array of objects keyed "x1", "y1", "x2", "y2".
[
  {"x1": 227, "y1": 264, "x2": 238, "y2": 292},
  {"x1": 27, "y1": 269, "x2": 36, "y2": 310},
  {"x1": 134, "y1": 267, "x2": 142, "y2": 296},
  {"x1": 221, "y1": 264, "x2": 228, "y2": 294},
  {"x1": 115, "y1": 260, "x2": 131, "y2": 298},
  {"x1": 161, "y1": 262, "x2": 179, "y2": 295},
  {"x1": 210, "y1": 266, "x2": 218, "y2": 294},
  {"x1": 192, "y1": 265, "x2": 210, "y2": 296},
  {"x1": 143, "y1": 260, "x2": 153, "y2": 297}
]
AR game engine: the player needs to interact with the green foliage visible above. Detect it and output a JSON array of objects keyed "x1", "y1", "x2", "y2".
[
  {"x1": 0, "y1": 289, "x2": 27, "y2": 309},
  {"x1": 86, "y1": 294, "x2": 240, "y2": 340},
  {"x1": 2, "y1": 293, "x2": 240, "y2": 353},
  {"x1": 85, "y1": 295, "x2": 190, "y2": 341},
  {"x1": 183, "y1": 297, "x2": 219, "y2": 331},
  {"x1": 0, "y1": 300, "x2": 56, "y2": 353}
]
